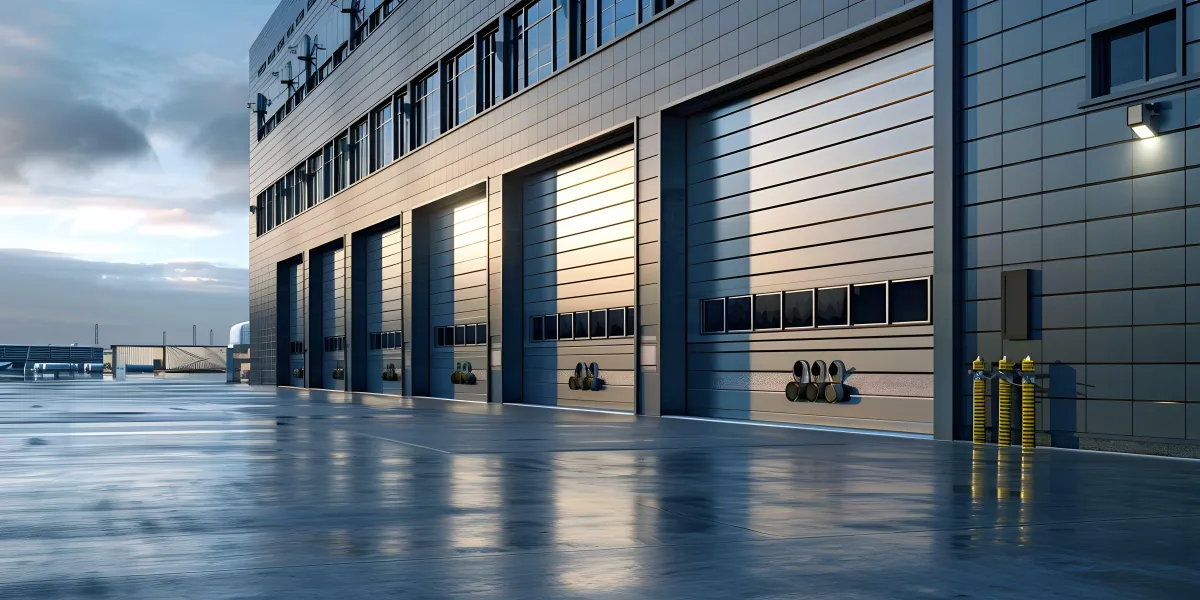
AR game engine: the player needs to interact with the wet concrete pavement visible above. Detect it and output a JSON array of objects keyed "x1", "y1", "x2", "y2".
[{"x1": 1, "y1": 378, "x2": 1198, "y2": 599}]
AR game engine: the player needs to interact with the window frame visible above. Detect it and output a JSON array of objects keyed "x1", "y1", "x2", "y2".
[
  {"x1": 724, "y1": 294, "x2": 753, "y2": 333},
  {"x1": 1085, "y1": 4, "x2": 1184, "y2": 102},
  {"x1": 558, "y1": 313, "x2": 574, "y2": 340},
  {"x1": 889, "y1": 276, "x2": 932, "y2": 325},
  {"x1": 531, "y1": 315, "x2": 544, "y2": 341},
  {"x1": 607, "y1": 307, "x2": 626, "y2": 337},
  {"x1": 782, "y1": 289, "x2": 815, "y2": 330},
  {"x1": 513, "y1": 0, "x2": 568, "y2": 91},
  {"x1": 752, "y1": 291, "x2": 783, "y2": 332},
  {"x1": 349, "y1": 118, "x2": 370, "y2": 185},
  {"x1": 814, "y1": 285, "x2": 850, "y2": 328},
  {"x1": 573, "y1": 311, "x2": 590, "y2": 340},
  {"x1": 412, "y1": 67, "x2": 441, "y2": 148},
  {"x1": 447, "y1": 43, "x2": 477, "y2": 129},
  {"x1": 371, "y1": 100, "x2": 395, "y2": 172},
  {"x1": 589, "y1": 309, "x2": 607, "y2": 338},
  {"x1": 700, "y1": 297, "x2": 726, "y2": 334},
  {"x1": 849, "y1": 281, "x2": 889, "y2": 326},
  {"x1": 542, "y1": 314, "x2": 557, "y2": 340},
  {"x1": 478, "y1": 28, "x2": 500, "y2": 111}
]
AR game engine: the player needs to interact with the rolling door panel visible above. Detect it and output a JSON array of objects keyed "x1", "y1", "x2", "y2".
[
  {"x1": 522, "y1": 144, "x2": 637, "y2": 411},
  {"x1": 287, "y1": 262, "x2": 304, "y2": 387},
  {"x1": 320, "y1": 248, "x2": 345, "y2": 391},
  {"x1": 428, "y1": 195, "x2": 489, "y2": 402},
  {"x1": 366, "y1": 227, "x2": 403, "y2": 394},
  {"x1": 683, "y1": 34, "x2": 935, "y2": 432}
]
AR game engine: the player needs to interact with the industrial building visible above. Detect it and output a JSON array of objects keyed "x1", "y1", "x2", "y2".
[{"x1": 249, "y1": 0, "x2": 1200, "y2": 455}]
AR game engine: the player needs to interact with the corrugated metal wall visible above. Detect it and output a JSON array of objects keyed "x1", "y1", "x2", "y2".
[
  {"x1": 428, "y1": 196, "x2": 489, "y2": 401},
  {"x1": 366, "y1": 227, "x2": 404, "y2": 394},
  {"x1": 522, "y1": 144, "x2": 638, "y2": 410},
  {"x1": 683, "y1": 34, "x2": 935, "y2": 433},
  {"x1": 321, "y1": 248, "x2": 346, "y2": 391}
]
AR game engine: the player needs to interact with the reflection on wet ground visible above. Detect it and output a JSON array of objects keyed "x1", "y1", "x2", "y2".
[{"x1": 1, "y1": 379, "x2": 1198, "y2": 598}]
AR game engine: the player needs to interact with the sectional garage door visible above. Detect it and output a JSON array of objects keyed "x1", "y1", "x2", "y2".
[
  {"x1": 320, "y1": 247, "x2": 346, "y2": 391},
  {"x1": 365, "y1": 227, "x2": 403, "y2": 394},
  {"x1": 522, "y1": 144, "x2": 637, "y2": 411},
  {"x1": 683, "y1": 34, "x2": 935, "y2": 434},
  {"x1": 428, "y1": 196, "x2": 489, "y2": 401},
  {"x1": 284, "y1": 261, "x2": 305, "y2": 387}
]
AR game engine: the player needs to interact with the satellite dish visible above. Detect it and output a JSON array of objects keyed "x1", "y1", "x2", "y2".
[
  {"x1": 280, "y1": 61, "x2": 294, "y2": 85},
  {"x1": 340, "y1": 0, "x2": 357, "y2": 13}
]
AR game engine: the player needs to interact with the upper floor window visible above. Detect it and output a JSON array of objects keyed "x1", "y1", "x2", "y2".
[
  {"x1": 395, "y1": 92, "x2": 410, "y2": 155},
  {"x1": 1093, "y1": 11, "x2": 1177, "y2": 97},
  {"x1": 514, "y1": 0, "x2": 568, "y2": 89},
  {"x1": 599, "y1": 0, "x2": 636, "y2": 45},
  {"x1": 309, "y1": 151, "x2": 324, "y2": 206},
  {"x1": 350, "y1": 119, "x2": 369, "y2": 185},
  {"x1": 480, "y1": 30, "x2": 499, "y2": 110},
  {"x1": 414, "y1": 70, "x2": 440, "y2": 147},
  {"x1": 322, "y1": 142, "x2": 336, "y2": 199},
  {"x1": 372, "y1": 102, "x2": 394, "y2": 171},
  {"x1": 449, "y1": 47, "x2": 476, "y2": 128}
]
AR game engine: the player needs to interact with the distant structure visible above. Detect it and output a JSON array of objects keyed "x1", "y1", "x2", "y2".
[
  {"x1": 0, "y1": 345, "x2": 104, "y2": 376},
  {"x1": 227, "y1": 322, "x2": 251, "y2": 383}
]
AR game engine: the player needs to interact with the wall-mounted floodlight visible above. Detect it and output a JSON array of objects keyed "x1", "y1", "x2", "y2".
[
  {"x1": 249, "y1": 205, "x2": 257, "y2": 214},
  {"x1": 1128, "y1": 103, "x2": 1160, "y2": 139}
]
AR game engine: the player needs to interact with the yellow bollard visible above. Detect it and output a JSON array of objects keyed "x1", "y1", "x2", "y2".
[
  {"x1": 972, "y1": 356, "x2": 986, "y2": 444},
  {"x1": 1021, "y1": 356, "x2": 1036, "y2": 449},
  {"x1": 998, "y1": 356, "x2": 1012, "y2": 446}
]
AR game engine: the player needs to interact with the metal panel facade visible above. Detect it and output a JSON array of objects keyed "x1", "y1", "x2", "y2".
[
  {"x1": 955, "y1": 0, "x2": 1200, "y2": 451},
  {"x1": 522, "y1": 144, "x2": 638, "y2": 410},
  {"x1": 683, "y1": 34, "x2": 934, "y2": 433}
]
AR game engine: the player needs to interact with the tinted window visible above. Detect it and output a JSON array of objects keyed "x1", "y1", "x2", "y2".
[
  {"x1": 465, "y1": 324, "x2": 477, "y2": 345},
  {"x1": 783, "y1": 290, "x2": 814, "y2": 328},
  {"x1": 726, "y1": 296, "x2": 752, "y2": 331},
  {"x1": 608, "y1": 308, "x2": 625, "y2": 337},
  {"x1": 531, "y1": 316, "x2": 544, "y2": 341},
  {"x1": 454, "y1": 325, "x2": 466, "y2": 345},
  {"x1": 626, "y1": 307, "x2": 636, "y2": 338},
  {"x1": 437, "y1": 327, "x2": 446, "y2": 346},
  {"x1": 574, "y1": 311, "x2": 589, "y2": 339},
  {"x1": 701, "y1": 299, "x2": 724, "y2": 333},
  {"x1": 476, "y1": 323, "x2": 487, "y2": 343},
  {"x1": 851, "y1": 283, "x2": 888, "y2": 325},
  {"x1": 816, "y1": 287, "x2": 848, "y2": 327},
  {"x1": 753, "y1": 293, "x2": 782, "y2": 330},
  {"x1": 1108, "y1": 30, "x2": 1144, "y2": 90},
  {"x1": 890, "y1": 279, "x2": 930, "y2": 323},
  {"x1": 387, "y1": 331, "x2": 397, "y2": 349},
  {"x1": 590, "y1": 310, "x2": 607, "y2": 338},
  {"x1": 542, "y1": 315, "x2": 557, "y2": 340},
  {"x1": 1147, "y1": 19, "x2": 1175, "y2": 79},
  {"x1": 559, "y1": 314, "x2": 574, "y2": 339}
]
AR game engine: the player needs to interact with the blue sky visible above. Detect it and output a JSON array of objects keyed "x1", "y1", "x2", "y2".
[{"x1": 0, "y1": 0, "x2": 277, "y2": 344}]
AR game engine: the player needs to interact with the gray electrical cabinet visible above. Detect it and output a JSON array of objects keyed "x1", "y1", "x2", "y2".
[
  {"x1": 522, "y1": 144, "x2": 637, "y2": 410},
  {"x1": 682, "y1": 35, "x2": 936, "y2": 434},
  {"x1": 365, "y1": 227, "x2": 404, "y2": 394},
  {"x1": 320, "y1": 247, "x2": 346, "y2": 391},
  {"x1": 427, "y1": 195, "x2": 489, "y2": 401}
]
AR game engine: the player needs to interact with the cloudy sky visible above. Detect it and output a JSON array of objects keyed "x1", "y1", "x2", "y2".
[{"x1": 0, "y1": 0, "x2": 277, "y2": 345}]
